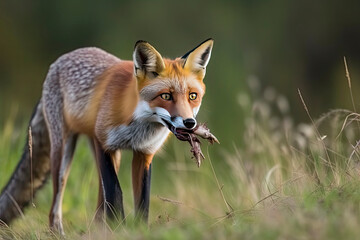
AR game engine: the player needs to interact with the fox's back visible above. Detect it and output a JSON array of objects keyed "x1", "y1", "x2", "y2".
[
  {"x1": 43, "y1": 47, "x2": 123, "y2": 134},
  {"x1": 56, "y1": 47, "x2": 120, "y2": 110}
]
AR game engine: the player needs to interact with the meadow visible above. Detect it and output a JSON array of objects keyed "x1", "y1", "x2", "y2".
[{"x1": 1, "y1": 73, "x2": 360, "y2": 240}]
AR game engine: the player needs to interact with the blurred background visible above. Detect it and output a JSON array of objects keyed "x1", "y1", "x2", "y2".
[
  {"x1": 1, "y1": 0, "x2": 360, "y2": 150},
  {"x1": 2, "y1": 2, "x2": 360, "y2": 235}
]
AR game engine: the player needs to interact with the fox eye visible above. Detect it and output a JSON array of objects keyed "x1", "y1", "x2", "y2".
[
  {"x1": 160, "y1": 93, "x2": 172, "y2": 101},
  {"x1": 189, "y1": 92, "x2": 197, "y2": 100}
]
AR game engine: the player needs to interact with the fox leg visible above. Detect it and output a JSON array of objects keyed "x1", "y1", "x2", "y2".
[
  {"x1": 48, "y1": 131, "x2": 78, "y2": 235},
  {"x1": 88, "y1": 138, "x2": 104, "y2": 216},
  {"x1": 89, "y1": 138, "x2": 121, "y2": 219},
  {"x1": 43, "y1": 77, "x2": 78, "y2": 234},
  {"x1": 132, "y1": 151, "x2": 154, "y2": 223},
  {"x1": 44, "y1": 109, "x2": 78, "y2": 234},
  {"x1": 94, "y1": 139, "x2": 125, "y2": 222}
]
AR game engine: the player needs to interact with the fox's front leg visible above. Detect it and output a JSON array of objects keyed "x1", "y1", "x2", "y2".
[
  {"x1": 89, "y1": 138, "x2": 121, "y2": 219},
  {"x1": 94, "y1": 139, "x2": 125, "y2": 222},
  {"x1": 132, "y1": 151, "x2": 154, "y2": 223}
]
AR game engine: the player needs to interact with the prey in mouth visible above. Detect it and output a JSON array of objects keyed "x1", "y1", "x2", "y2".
[{"x1": 159, "y1": 114, "x2": 219, "y2": 167}]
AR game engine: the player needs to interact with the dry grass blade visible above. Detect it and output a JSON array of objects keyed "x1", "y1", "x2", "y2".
[
  {"x1": 344, "y1": 57, "x2": 357, "y2": 114},
  {"x1": 253, "y1": 190, "x2": 280, "y2": 208},
  {"x1": 336, "y1": 112, "x2": 360, "y2": 139},
  {"x1": 4, "y1": 191, "x2": 25, "y2": 219},
  {"x1": 298, "y1": 89, "x2": 335, "y2": 179},
  {"x1": 349, "y1": 140, "x2": 360, "y2": 166},
  {"x1": 343, "y1": 56, "x2": 360, "y2": 150},
  {"x1": 207, "y1": 149, "x2": 234, "y2": 218},
  {"x1": 157, "y1": 196, "x2": 183, "y2": 205},
  {"x1": 157, "y1": 195, "x2": 211, "y2": 217}
]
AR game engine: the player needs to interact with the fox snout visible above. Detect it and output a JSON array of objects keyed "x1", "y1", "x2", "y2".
[
  {"x1": 183, "y1": 118, "x2": 197, "y2": 129},
  {"x1": 155, "y1": 107, "x2": 197, "y2": 131},
  {"x1": 169, "y1": 116, "x2": 197, "y2": 130}
]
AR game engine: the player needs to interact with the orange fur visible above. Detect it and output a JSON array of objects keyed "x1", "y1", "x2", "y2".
[
  {"x1": 64, "y1": 61, "x2": 137, "y2": 136},
  {"x1": 132, "y1": 151, "x2": 153, "y2": 208},
  {"x1": 95, "y1": 61, "x2": 139, "y2": 143}
]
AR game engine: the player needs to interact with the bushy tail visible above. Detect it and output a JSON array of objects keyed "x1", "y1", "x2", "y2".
[{"x1": 0, "y1": 100, "x2": 50, "y2": 225}]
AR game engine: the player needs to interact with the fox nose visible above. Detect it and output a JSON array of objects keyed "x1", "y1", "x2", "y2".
[{"x1": 183, "y1": 118, "x2": 197, "y2": 129}]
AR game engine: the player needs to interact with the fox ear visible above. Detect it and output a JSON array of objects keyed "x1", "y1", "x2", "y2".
[
  {"x1": 133, "y1": 40, "x2": 165, "y2": 78},
  {"x1": 182, "y1": 38, "x2": 214, "y2": 73}
]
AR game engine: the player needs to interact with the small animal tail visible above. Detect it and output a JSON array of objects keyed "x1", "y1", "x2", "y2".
[{"x1": 0, "y1": 100, "x2": 51, "y2": 225}]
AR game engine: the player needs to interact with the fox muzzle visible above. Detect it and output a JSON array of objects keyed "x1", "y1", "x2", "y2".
[{"x1": 183, "y1": 118, "x2": 197, "y2": 129}]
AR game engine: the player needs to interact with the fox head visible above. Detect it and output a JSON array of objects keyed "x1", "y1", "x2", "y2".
[{"x1": 132, "y1": 39, "x2": 214, "y2": 130}]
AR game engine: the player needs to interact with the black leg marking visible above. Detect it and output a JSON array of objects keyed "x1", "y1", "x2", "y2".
[
  {"x1": 95, "y1": 140, "x2": 125, "y2": 222},
  {"x1": 136, "y1": 163, "x2": 152, "y2": 222}
]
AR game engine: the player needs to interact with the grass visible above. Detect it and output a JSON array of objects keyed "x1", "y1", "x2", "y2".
[{"x1": 1, "y1": 75, "x2": 360, "y2": 239}]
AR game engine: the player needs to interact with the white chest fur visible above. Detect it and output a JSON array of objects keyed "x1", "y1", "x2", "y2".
[
  {"x1": 105, "y1": 101, "x2": 171, "y2": 153},
  {"x1": 105, "y1": 122, "x2": 170, "y2": 153}
]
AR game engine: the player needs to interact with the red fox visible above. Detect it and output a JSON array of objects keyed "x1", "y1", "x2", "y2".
[{"x1": 0, "y1": 39, "x2": 213, "y2": 234}]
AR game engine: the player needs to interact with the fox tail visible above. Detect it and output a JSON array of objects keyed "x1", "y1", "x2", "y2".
[{"x1": 0, "y1": 100, "x2": 51, "y2": 225}]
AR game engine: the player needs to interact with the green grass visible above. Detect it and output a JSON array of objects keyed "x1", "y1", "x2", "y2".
[{"x1": 1, "y1": 88, "x2": 360, "y2": 239}]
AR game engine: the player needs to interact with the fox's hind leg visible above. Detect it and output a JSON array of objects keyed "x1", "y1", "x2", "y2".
[
  {"x1": 49, "y1": 131, "x2": 78, "y2": 235},
  {"x1": 43, "y1": 74, "x2": 78, "y2": 235},
  {"x1": 43, "y1": 115, "x2": 78, "y2": 234}
]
